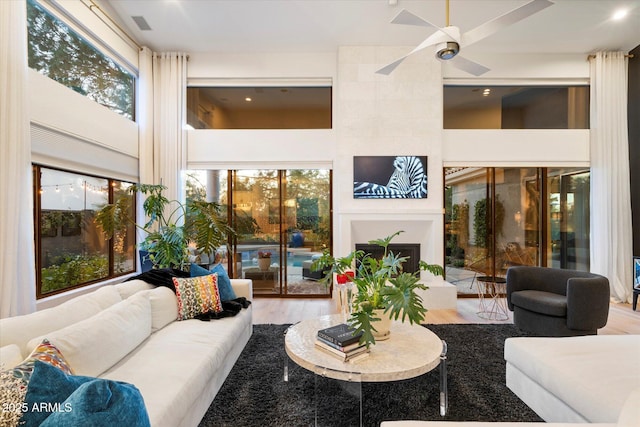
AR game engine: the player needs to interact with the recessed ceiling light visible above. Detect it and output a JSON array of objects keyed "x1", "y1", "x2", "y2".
[
  {"x1": 245, "y1": 97, "x2": 252, "y2": 102},
  {"x1": 612, "y1": 9, "x2": 628, "y2": 20}
]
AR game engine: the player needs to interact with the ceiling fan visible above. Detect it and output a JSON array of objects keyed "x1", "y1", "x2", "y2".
[{"x1": 376, "y1": 0, "x2": 554, "y2": 76}]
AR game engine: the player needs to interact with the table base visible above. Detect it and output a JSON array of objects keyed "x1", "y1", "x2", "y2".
[
  {"x1": 284, "y1": 327, "x2": 448, "y2": 426},
  {"x1": 476, "y1": 276, "x2": 509, "y2": 321}
]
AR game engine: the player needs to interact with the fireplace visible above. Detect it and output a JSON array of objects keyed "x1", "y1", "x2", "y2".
[{"x1": 355, "y1": 243, "x2": 421, "y2": 274}]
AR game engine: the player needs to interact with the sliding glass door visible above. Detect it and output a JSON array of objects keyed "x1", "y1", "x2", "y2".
[
  {"x1": 444, "y1": 167, "x2": 589, "y2": 296},
  {"x1": 230, "y1": 169, "x2": 331, "y2": 297}
]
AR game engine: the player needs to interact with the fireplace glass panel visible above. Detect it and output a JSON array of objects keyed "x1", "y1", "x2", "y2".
[{"x1": 355, "y1": 243, "x2": 420, "y2": 275}]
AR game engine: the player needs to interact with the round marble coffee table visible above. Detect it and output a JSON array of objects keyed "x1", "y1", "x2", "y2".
[{"x1": 284, "y1": 314, "x2": 448, "y2": 418}]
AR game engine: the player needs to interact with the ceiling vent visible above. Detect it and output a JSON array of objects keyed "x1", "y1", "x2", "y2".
[{"x1": 132, "y1": 16, "x2": 151, "y2": 31}]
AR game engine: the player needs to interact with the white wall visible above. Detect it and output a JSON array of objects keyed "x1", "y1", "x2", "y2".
[
  {"x1": 188, "y1": 52, "x2": 336, "y2": 80},
  {"x1": 187, "y1": 129, "x2": 335, "y2": 170},
  {"x1": 29, "y1": 70, "x2": 139, "y2": 182},
  {"x1": 443, "y1": 53, "x2": 590, "y2": 81},
  {"x1": 443, "y1": 129, "x2": 590, "y2": 166}
]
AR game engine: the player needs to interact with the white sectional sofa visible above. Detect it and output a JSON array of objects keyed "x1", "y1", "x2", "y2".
[
  {"x1": 380, "y1": 386, "x2": 638, "y2": 427},
  {"x1": 504, "y1": 335, "x2": 640, "y2": 423},
  {"x1": 0, "y1": 278, "x2": 253, "y2": 427},
  {"x1": 380, "y1": 335, "x2": 639, "y2": 427}
]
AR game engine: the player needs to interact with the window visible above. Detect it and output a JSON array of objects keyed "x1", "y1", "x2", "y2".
[
  {"x1": 33, "y1": 166, "x2": 136, "y2": 298},
  {"x1": 444, "y1": 85, "x2": 589, "y2": 129},
  {"x1": 186, "y1": 87, "x2": 332, "y2": 129},
  {"x1": 26, "y1": 0, "x2": 135, "y2": 120}
]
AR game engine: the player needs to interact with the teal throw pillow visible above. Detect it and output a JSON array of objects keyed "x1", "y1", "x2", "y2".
[
  {"x1": 23, "y1": 360, "x2": 150, "y2": 427},
  {"x1": 190, "y1": 263, "x2": 237, "y2": 301}
]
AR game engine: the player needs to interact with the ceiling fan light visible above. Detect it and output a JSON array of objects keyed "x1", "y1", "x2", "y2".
[{"x1": 436, "y1": 41, "x2": 460, "y2": 60}]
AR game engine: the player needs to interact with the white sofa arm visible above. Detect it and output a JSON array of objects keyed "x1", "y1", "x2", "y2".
[{"x1": 230, "y1": 279, "x2": 253, "y2": 300}]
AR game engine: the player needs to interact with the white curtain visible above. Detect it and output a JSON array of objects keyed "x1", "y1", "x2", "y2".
[
  {"x1": 152, "y1": 52, "x2": 187, "y2": 205},
  {"x1": 0, "y1": 0, "x2": 36, "y2": 317},
  {"x1": 589, "y1": 51, "x2": 633, "y2": 303},
  {"x1": 138, "y1": 47, "x2": 155, "y2": 186}
]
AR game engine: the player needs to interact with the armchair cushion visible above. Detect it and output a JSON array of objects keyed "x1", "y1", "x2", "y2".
[{"x1": 510, "y1": 290, "x2": 567, "y2": 317}]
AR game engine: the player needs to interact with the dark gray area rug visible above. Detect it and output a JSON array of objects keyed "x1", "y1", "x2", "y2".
[{"x1": 199, "y1": 323, "x2": 542, "y2": 427}]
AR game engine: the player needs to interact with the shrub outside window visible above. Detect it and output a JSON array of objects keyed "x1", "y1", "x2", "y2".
[
  {"x1": 34, "y1": 166, "x2": 136, "y2": 298},
  {"x1": 27, "y1": 0, "x2": 135, "y2": 120}
]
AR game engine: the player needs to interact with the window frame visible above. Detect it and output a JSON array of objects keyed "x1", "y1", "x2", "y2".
[{"x1": 33, "y1": 164, "x2": 137, "y2": 299}]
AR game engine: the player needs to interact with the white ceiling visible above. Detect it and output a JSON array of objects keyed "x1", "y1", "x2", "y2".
[{"x1": 103, "y1": 0, "x2": 640, "y2": 57}]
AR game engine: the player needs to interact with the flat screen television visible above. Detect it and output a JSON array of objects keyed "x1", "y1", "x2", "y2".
[
  {"x1": 634, "y1": 256, "x2": 640, "y2": 291},
  {"x1": 353, "y1": 155, "x2": 428, "y2": 199}
]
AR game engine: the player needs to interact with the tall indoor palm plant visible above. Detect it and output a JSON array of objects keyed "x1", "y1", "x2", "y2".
[{"x1": 95, "y1": 184, "x2": 234, "y2": 270}]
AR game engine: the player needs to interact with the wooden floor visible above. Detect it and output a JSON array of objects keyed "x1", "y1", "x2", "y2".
[{"x1": 252, "y1": 295, "x2": 640, "y2": 335}]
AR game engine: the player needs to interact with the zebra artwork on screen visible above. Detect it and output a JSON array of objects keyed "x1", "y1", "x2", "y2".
[{"x1": 353, "y1": 156, "x2": 428, "y2": 199}]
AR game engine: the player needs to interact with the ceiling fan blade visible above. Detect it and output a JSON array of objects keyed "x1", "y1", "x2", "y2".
[
  {"x1": 376, "y1": 30, "x2": 451, "y2": 75},
  {"x1": 461, "y1": 0, "x2": 554, "y2": 46},
  {"x1": 376, "y1": 57, "x2": 408, "y2": 75},
  {"x1": 391, "y1": 9, "x2": 461, "y2": 43},
  {"x1": 448, "y1": 55, "x2": 490, "y2": 76},
  {"x1": 391, "y1": 8, "x2": 439, "y2": 29}
]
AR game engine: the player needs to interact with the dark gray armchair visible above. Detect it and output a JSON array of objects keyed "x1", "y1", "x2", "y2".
[{"x1": 506, "y1": 266, "x2": 610, "y2": 336}]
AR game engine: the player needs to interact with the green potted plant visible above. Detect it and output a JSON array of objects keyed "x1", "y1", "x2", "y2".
[
  {"x1": 311, "y1": 231, "x2": 444, "y2": 348},
  {"x1": 95, "y1": 183, "x2": 235, "y2": 270}
]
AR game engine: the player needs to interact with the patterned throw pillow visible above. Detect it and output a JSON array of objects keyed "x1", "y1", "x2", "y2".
[
  {"x1": 11, "y1": 339, "x2": 74, "y2": 383},
  {"x1": 0, "y1": 339, "x2": 74, "y2": 426},
  {"x1": 173, "y1": 274, "x2": 223, "y2": 320}
]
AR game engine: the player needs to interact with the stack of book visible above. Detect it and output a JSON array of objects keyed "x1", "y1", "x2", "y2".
[{"x1": 315, "y1": 323, "x2": 370, "y2": 362}]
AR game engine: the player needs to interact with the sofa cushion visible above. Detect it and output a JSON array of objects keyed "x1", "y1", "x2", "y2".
[
  {"x1": 505, "y1": 335, "x2": 640, "y2": 423},
  {"x1": 148, "y1": 286, "x2": 178, "y2": 332},
  {"x1": 0, "y1": 344, "x2": 23, "y2": 369},
  {"x1": 27, "y1": 293, "x2": 152, "y2": 377},
  {"x1": 510, "y1": 290, "x2": 567, "y2": 317},
  {"x1": 618, "y1": 387, "x2": 640, "y2": 427},
  {"x1": 115, "y1": 279, "x2": 155, "y2": 299},
  {"x1": 173, "y1": 274, "x2": 222, "y2": 320},
  {"x1": 0, "y1": 285, "x2": 122, "y2": 355},
  {"x1": 24, "y1": 360, "x2": 150, "y2": 427},
  {"x1": 191, "y1": 263, "x2": 237, "y2": 301}
]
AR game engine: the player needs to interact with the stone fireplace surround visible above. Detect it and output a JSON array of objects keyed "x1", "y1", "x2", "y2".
[{"x1": 336, "y1": 211, "x2": 457, "y2": 310}]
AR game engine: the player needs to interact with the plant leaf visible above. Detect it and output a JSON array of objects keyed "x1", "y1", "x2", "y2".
[{"x1": 384, "y1": 272, "x2": 428, "y2": 324}]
